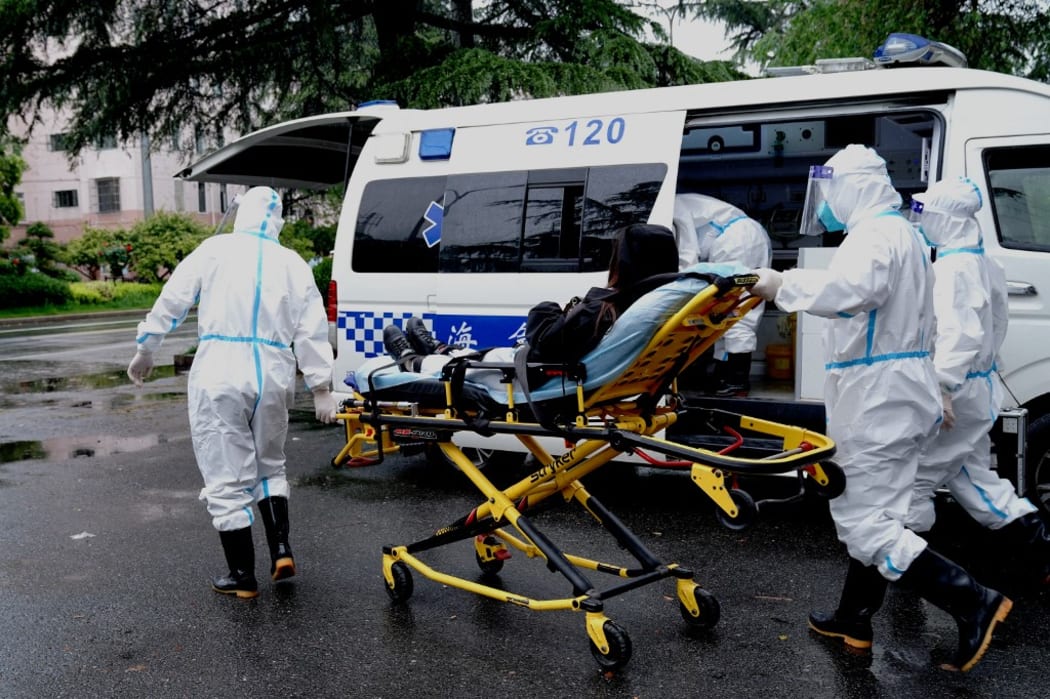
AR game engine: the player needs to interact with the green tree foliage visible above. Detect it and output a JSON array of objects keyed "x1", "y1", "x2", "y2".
[
  {"x1": 16, "y1": 221, "x2": 64, "y2": 276},
  {"x1": 62, "y1": 227, "x2": 134, "y2": 281},
  {"x1": 0, "y1": 1, "x2": 743, "y2": 156},
  {"x1": 678, "y1": 0, "x2": 1050, "y2": 78},
  {"x1": 127, "y1": 211, "x2": 210, "y2": 283},
  {"x1": 281, "y1": 218, "x2": 337, "y2": 258},
  {"x1": 0, "y1": 137, "x2": 26, "y2": 243},
  {"x1": 312, "y1": 255, "x2": 333, "y2": 305}
]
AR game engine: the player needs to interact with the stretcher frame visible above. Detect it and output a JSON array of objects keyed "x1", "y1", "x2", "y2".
[{"x1": 332, "y1": 272, "x2": 841, "y2": 670}]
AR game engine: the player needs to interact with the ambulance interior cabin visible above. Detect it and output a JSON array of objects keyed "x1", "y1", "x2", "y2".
[{"x1": 677, "y1": 110, "x2": 938, "y2": 400}]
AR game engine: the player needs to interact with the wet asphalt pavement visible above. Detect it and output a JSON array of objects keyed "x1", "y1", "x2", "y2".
[{"x1": 1, "y1": 316, "x2": 1048, "y2": 698}]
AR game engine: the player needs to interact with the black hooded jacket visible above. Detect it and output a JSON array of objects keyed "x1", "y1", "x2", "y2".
[{"x1": 524, "y1": 223, "x2": 679, "y2": 364}]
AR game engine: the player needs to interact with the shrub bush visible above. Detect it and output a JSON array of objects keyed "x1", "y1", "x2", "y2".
[
  {"x1": 0, "y1": 271, "x2": 72, "y2": 308},
  {"x1": 68, "y1": 281, "x2": 162, "y2": 307},
  {"x1": 69, "y1": 281, "x2": 111, "y2": 304}
]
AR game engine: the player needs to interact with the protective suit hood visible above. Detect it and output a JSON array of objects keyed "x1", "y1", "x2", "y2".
[
  {"x1": 911, "y1": 176, "x2": 983, "y2": 249},
  {"x1": 233, "y1": 186, "x2": 284, "y2": 240},
  {"x1": 824, "y1": 145, "x2": 903, "y2": 231},
  {"x1": 675, "y1": 193, "x2": 748, "y2": 232}
]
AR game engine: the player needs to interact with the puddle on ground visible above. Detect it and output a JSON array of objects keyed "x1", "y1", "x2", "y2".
[
  {"x1": 0, "y1": 365, "x2": 178, "y2": 394},
  {"x1": 0, "y1": 433, "x2": 172, "y2": 464}
]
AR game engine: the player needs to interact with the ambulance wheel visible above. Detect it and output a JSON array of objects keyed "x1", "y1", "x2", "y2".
[
  {"x1": 1026, "y1": 413, "x2": 1050, "y2": 517},
  {"x1": 425, "y1": 444, "x2": 522, "y2": 471},
  {"x1": 715, "y1": 488, "x2": 757, "y2": 531},
  {"x1": 384, "y1": 562, "x2": 414, "y2": 603},
  {"x1": 679, "y1": 587, "x2": 721, "y2": 629},
  {"x1": 589, "y1": 620, "x2": 632, "y2": 671},
  {"x1": 475, "y1": 550, "x2": 505, "y2": 576},
  {"x1": 807, "y1": 460, "x2": 846, "y2": 499}
]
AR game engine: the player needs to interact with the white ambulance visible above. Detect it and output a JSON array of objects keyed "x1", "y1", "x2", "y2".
[{"x1": 179, "y1": 35, "x2": 1050, "y2": 513}]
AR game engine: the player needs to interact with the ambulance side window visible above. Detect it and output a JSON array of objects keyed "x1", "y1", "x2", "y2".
[
  {"x1": 440, "y1": 164, "x2": 666, "y2": 274},
  {"x1": 441, "y1": 170, "x2": 528, "y2": 273},
  {"x1": 986, "y1": 145, "x2": 1050, "y2": 252},
  {"x1": 353, "y1": 176, "x2": 446, "y2": 273},
  {"x1": 581, "y1": 164, "x2": 667, "y2": 272}
]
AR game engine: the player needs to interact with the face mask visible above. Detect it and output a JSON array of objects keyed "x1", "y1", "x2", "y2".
[{"x1": 817, "y1": 201, "x2": 846, "y2": 233}]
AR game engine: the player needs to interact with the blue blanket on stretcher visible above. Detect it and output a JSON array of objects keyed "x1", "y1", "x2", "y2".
[{"x1": 348, "y1": 262, "x2": 747, "y2": 406}]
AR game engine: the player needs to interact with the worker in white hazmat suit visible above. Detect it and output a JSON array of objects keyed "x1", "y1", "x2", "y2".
[
  {"x1": 906, "y1": 176, "x2": 1050, "y2": 582},
  {"x1": 127, "y1": 186, "x2": 337, "y2": 599},
  {"x1": 672, "y1": 194, "x2": 772, "y2": 395},
  {"x1": 749, "y1": 145, "x2": 1011, "y2": 672}
]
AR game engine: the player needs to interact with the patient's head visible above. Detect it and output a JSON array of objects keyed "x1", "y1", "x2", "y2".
[{"x1": 607, "y1": 223, "x2": 679, "y2": 308}]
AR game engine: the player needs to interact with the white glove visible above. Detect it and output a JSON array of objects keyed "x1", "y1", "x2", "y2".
[
  {"x1": 312, "y1": 387, "x2": 338, "y2": 424},
  {"x1": 941, "y1": 391, "x2": 956, "y2": 430},
  {"x1": 750, "y1": 268, "x2": 783, "y2": 302},
  {"x1": 127, "y1": 349, "x2": 154, "y2": 387}
]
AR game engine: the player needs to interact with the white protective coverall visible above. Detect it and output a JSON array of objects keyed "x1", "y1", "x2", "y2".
[
  {"x1": 906, "y1": 176, "x2": 1036, "y2": 532},
  {"x1": 772, "y1": 145, "x2": 941, "y2": 580},
  {"x1": 133, "y1": 187, "x2": 334, "y2": 531},
  {"x1": 672, "y1": 193, "x2": 772, "y2": 355}
]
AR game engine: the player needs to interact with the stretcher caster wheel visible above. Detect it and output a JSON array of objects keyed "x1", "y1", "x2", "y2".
[
  {"x1": 715, "y1": 488, "x2": 757, "y2": 531},
  {"x1": 589, "y1": 620, "x2": 632, "y2": 671},
  {"x1": 384, "y1": 561, "x2": 414, "y2": 603},
  {"x1": 474, "y1": 535, "x2": 509, "y2": 576},
  {"x1": 679, "y1": 587, "x2": 720, "y2": 629},
  {"x1": 805, "y1": 460, "x2": 846, "y2": 499},
  {"x1": 475, "y1": 552, "x2": 504, "y2": 576}
]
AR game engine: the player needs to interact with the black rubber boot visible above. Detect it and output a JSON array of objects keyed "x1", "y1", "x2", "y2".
[
  {"x1": 714, "y1": 352, "x2": 752, "y2": 397},
  {"x1": 406, "y1": 316, "x2": 451, "y2": 355},
  {"x1": 383, "y1": 326, "x2": 421, "y2": 371},
  {"x1": 212, "y1": 527, "x2": 259, "y2": 599},
  {"x1": 898, "y1": 548, "x2": 1012, "y2": 672},
  {"x1": 998, "y1": 511, "x2": 1050, "y2": 584},
  {"x1": 808, "y1": 557, "x2": 889, "y2": 650},
  {"x1": 258, "y1": 496, "x2": 296, "y2": 582}
]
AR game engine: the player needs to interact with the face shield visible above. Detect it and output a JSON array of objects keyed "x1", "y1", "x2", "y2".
[
  {"x1": 907, "y1": 198, "x2": 937, "y2": 247},
  {"x1": 799, "y1": 165, "x2": 844, "y2": 237},
  {"x1": 210, "y1": 193, "x2": 243, "y2": 236}
]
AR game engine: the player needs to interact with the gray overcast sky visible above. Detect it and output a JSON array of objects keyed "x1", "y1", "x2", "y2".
[{"x1": 635, "y1": 2, "x2": 734, "y2": 61}]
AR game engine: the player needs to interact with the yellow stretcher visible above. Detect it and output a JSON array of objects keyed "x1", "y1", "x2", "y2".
[{"x1": 332, "y1": 266, "x2": 840, "y2": 670}]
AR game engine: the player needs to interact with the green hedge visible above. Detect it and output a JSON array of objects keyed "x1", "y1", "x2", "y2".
[
  {"x1": 0, "y1": 272, "x2": 72, "y2": 308},
  {"x1": 69, "y1": 281, "x2": 162, "y2": 306}
]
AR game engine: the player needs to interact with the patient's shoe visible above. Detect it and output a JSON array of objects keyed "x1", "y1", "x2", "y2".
[
  {"x1": 384, "y1": 326, "x2": 421, "y2": 371},
  {"x1": 406, "y1": 317, "x2": 450, "y2": 355}
]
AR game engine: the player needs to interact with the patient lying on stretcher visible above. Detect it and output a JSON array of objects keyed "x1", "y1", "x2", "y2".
[{"x1": 380, "y1": 223, "x2": 680, "y2": 382}]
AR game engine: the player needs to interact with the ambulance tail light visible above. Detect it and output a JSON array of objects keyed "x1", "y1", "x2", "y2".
[{"x1": 327, "y1": 280, "x2": 338, "y2": 323}]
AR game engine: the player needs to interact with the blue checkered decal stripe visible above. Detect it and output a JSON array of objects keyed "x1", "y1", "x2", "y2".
[
  {"x1": 339, "y1": 311, "x2": 427, "y2": 357},
  {"x1": 337, "y1": 310, "x2": 528, "y2": 359}
]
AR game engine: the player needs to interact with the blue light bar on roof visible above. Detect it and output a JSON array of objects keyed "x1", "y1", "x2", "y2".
[
  {"x1": 419, "y1": 128, "x2": 455, "y2": 161},
  {"x1": 873, "y1": 33, "x2": 967, "y2": 68}
]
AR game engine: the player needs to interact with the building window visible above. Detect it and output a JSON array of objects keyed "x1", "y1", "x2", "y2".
[
  {"x1": 198, "y1": 182, "x2": 207, "y2": 212},
  {"x1": 95, "y1": 178, "x2": 121, "y2": 213},
  {"x1": 53, "y1": 190, "x2": 79, "y2": 208},
  {"x1": 94, "y1": 134, "x2": 118, "y2": 150},
  {"x1": 48, "y1": 133, "x2": 70, "y2": 152}
]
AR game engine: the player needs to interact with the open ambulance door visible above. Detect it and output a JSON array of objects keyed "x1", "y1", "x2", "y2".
[{"x1": 175, "y1": 111, "x2": 386, "y2": 190}]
